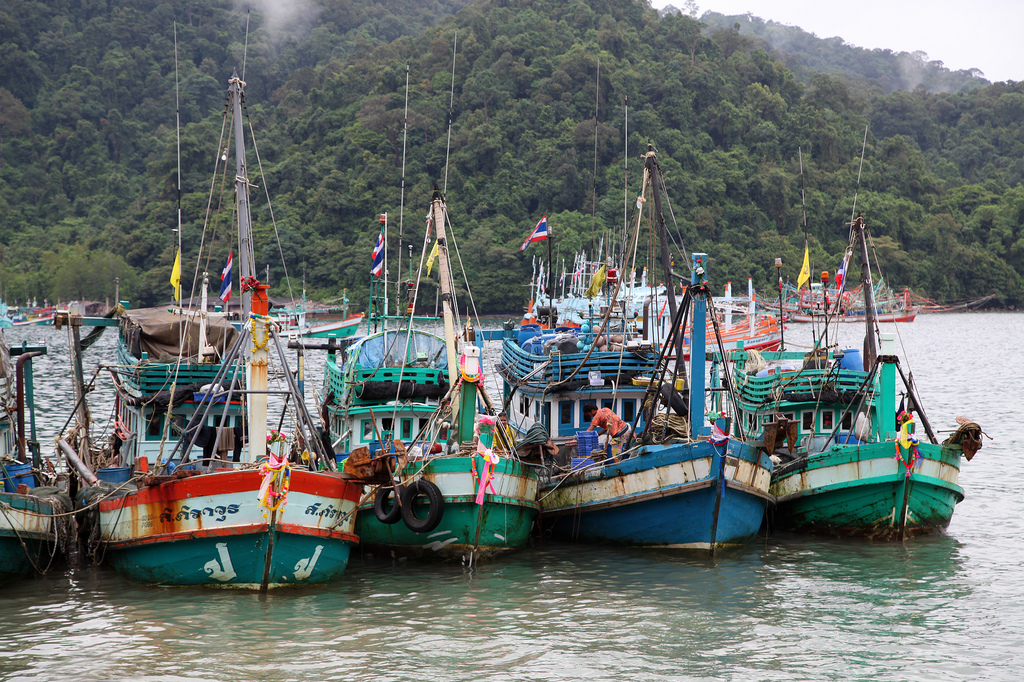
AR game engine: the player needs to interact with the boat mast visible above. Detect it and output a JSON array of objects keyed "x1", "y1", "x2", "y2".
[
  {"x1": 430, "y1": 188, "x2": 459, "y2": 387},
  {"x1": 228, "y1": 71, "x2": 265, "y2": 463},
  {"x1": 230, "y1": 70, "x2": 253, "y2": 322},
  {"x1": 854, "y1": 214, "x2": 878, "y2": 369},
  {"x1": 645, "y1": 145, "x2": 685, "y2": 364}
]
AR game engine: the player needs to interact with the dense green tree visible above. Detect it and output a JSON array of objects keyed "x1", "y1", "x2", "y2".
[{"x1": 0, "y1": 0, "x2": 1022, "y2": 313}]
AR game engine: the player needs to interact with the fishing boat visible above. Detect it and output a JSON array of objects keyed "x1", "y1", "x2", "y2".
[
  {"x1": 504, "y1": 148, "x2": 772, "y2": 550},
  {"x1": 732, "y1": 214, "x2": 981, "y2": 539},
  {"x1": 524, "y1": 264, "x2": 782, "y2": 355},
  {"x1": 0, "y1": 334, "x2": 71, "y2": 581},
  {"x1": 10, "y1": 306, "x2": 56, "y2": 327},
  {"x1": 275, "y1": 289, "x2": 364, "y2": 339},
  {"x1": 781, "y1": 277, "x2": 918, "y2": 324},
  {"x1": 322, "y1": 188, "x2": 539, "y2": 562},
  {"x1": 62, "y1": 70, "x2": 361, "y2": 590}
]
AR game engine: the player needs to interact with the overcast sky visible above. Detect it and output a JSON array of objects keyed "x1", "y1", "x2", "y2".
[{"x1": 651, "y1": 0, "x2": 1023, "y2": 83}]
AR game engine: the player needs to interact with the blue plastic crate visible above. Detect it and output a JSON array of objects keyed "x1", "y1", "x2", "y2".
[
  {"x1": 571, "y1": 457, "x2": 594, "y2": 471},
  {"x1": 575, "y1": 430, "x2": 599, "y2": 457}
]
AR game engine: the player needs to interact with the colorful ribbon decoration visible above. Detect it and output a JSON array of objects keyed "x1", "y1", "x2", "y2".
[
  {"x1": 258, "y1": 450, "x2": 291, "y2": 515},
  {"x1": 894, "y1": 412, "x2": 921, "y2": 477},
  {"x1": 474, "y1": 450, "x2": 500, "y2": 505}
]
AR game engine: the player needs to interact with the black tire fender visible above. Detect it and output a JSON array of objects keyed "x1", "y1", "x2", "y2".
[
  {"x1": 373, "y1": 484, "x2": 405, "y2": 524},
  {"x1": 401, "y1": 479, "x2": 445, "y2": 533}
]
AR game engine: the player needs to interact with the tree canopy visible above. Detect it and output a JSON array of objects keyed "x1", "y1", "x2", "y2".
[{"x1": 0, "y1": 0, "x2": 1021, "y2": 311}]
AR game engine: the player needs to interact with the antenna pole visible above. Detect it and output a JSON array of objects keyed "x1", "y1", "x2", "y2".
[
  {"x1": 443, "y1": 31, "x2": 457, "y2": 194},
  {"x1": 174, "y1": 22, "x2": 183, "y2": 288},
  {"x1": 398, "y1": 64, "x2": 410, "y2": 297}
]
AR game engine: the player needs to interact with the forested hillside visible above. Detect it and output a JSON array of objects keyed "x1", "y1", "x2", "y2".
[
  {"x1": 1, "y1": 0, "x2": 1022, "y2": 311},
  {"x1": 699, "y1": 12, "x2": 990, "y2": 95}
]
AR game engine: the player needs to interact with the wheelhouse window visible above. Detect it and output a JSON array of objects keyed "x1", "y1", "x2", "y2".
[
  {"x1": 802, "y1": 411, "x2": 814, "y2": 432},
  {"x1": 560, "y1": 402, "x2": 572, "y2": 426},
  {"x1": 842, "y1": 411, "x2": 853, "y2": 430},
  {"x1": 622, "y1": 399, "x2": 636, "y2": 424},
  {"x1": 401, "y1": 419, "x2": 412, "y2": 440},
  {"x1": 362, "y1": 419, "x2": 373, "y2": 441},
  {"x1": 821, "y1": 411, "x2": 834, "y2": 431}
]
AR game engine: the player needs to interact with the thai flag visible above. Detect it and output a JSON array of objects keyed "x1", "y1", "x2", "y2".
[
  {"x1": 710, "y1": 421, "x2": 730, "y2": 445},
  {"x1": 835, "y1": 250, "x2": 851, "y2": 293},
  {"x1": 519, "y1": 215, "x2": 549, "y2": 251},
  {"x1": 371, "y1": 230, "x2": 385, "y2": 277},
  {"x1": 219, "y1": 250, "x2": 232, "y2": 302}
]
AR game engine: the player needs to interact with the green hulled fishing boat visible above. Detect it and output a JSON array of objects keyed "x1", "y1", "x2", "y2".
[
  {"x1": 324, "y1": 188, "x2": 538, "y2": 563},
  {"x1": 732, "y1": 214, "x2": 981, "y2": 539}
]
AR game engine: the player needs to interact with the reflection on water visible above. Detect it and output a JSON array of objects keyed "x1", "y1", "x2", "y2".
[{"x1": 0, "y1": 314, "x2": 1022, "y2": 681}]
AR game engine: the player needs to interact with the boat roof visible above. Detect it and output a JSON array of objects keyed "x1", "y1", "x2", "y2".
[
  {"x1": 346, "y1": 329, "x2": 448, "y2": 370},
  {"x1": 121, "y1": 307, "x2": 239, "y2": 362}
]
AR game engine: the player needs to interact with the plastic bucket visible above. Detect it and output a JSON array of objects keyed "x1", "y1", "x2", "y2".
[
  {"x1": 96, "y1": 466, "x2": 131, "y2": 484},
  {"x1": 1, "y1": 461, "x2": 35, "y2": 491},
  {"x1": 335, "y1": 452, "x2": 349, "y2": 466}
]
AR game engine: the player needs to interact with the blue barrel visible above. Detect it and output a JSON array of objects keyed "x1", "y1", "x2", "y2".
[
  {"x1": 517, "y1": 324, "x2": 542, "y2": 346},
  {"x1": 335, "y1": 452, "x2": 349, "y2": 466},
  {"x1": 839, "y1": 348, "x2": 863, "y2": 372},
  {"x1": 96, "y1": 466, "x2": 131, "y2": 484},
  {"x1": 1, "y1": 461, "x2": 35, "y2": 491}
]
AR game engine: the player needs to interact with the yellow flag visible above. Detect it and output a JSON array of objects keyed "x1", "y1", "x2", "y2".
[
  {"x1": 584, "y1": 265, "x2": 606, "y2": 298},
  {"x1": 426, "y1": 240, "x2": 439, "y2": 276},
  {"x1": 796, "y1": 244, "x2": 810, "y2": 290},
  {"x1": 170, "y1": 249, "x2": 181, "y2": 301}
]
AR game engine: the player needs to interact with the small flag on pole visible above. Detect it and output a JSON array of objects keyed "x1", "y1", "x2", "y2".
[
  {"x1": 519, "y1": 215, "x2": 549, "y2": 251},
  {"x1": 371, "y1": 230, "x2": 385, "y2": 277},
  {"x1": 797, "y1": 244, "x2": 811, "y2": 290},
  {"x1": 426, "y1": 240, "x2": 440, "y2": 275},
  {"x1": 170, "y1": 249, "x2": 181, "y2": 302},
  {"x1": 710, "y1": 421, "x2": 730, "y2": 446},
  {"x1": 219, "y1": 250, "x2": 233, "y2": 302},
  {"x1": 834, "y1": 249, "x2": 851, "y2": 293}
]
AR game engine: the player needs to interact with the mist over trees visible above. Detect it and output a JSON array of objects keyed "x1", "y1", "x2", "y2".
[{"x1": 0, "y1": 0, "x2": 1021, "y2": 311}]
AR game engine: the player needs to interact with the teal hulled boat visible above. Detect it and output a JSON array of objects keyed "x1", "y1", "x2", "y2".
[
  {"x1": 733, "y1": 214, "x2": 981, "y2": 539},
  {"x1": 62, "y1": 70, "x2": 362, "y2": 590},
  {"x1": 325, "y1": 188, "x2": 539, "y2": 562},
  {"x1": 0, "y1": 334, "x2": 70, "y2": 581}
]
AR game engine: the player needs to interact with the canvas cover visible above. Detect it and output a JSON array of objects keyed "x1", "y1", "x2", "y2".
[
  {"x1": 121, "y1": 307, "x2": 239, "y2": 362},
  {"x1": 346, "y1": 330, "x2": 448, "y2": 371}
]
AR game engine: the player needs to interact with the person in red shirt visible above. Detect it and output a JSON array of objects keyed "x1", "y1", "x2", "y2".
[{"x1": 583, "y1": 404, "x2": 631, "y2": 458}]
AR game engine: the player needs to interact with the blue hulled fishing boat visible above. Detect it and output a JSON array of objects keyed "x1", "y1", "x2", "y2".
[{"x1": 499, "y1": 147, "x2": 772, "y2": 551}]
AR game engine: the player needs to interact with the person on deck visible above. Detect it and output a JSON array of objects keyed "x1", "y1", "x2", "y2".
[
  {"x1": 583, "y1": 403, "x2": 631, "y2": 458},
  {"x1": 493, "y1": 412, "x2": 516, "y2": 452}
]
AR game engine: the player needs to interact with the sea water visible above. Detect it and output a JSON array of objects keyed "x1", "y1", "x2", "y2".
[{"x1": 0, "y1": 312, "x2": 1020, "y2": 681}]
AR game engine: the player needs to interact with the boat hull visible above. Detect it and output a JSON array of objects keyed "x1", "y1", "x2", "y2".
[
  {"x1": 356, "y1": 456, "x2": 539, "y2": 561},
  {"x1": 97, "y1": 469, "x2": 361, "y2": 588},
  {"x1": 541, "y1": 440, "x2": 773, "y2": 549},
  {"x1": 770, "y1": 441, "x2": 964, "y2": 538},
  {"x1": 789, "y1": 311, "x2": 917, "y2": 324},
  {"x1": 280, "y1": 313, "x2": 363, "y2": 339},
  {"x1": 0, "y1": 492, "x2": 58, "y2": 580}
]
